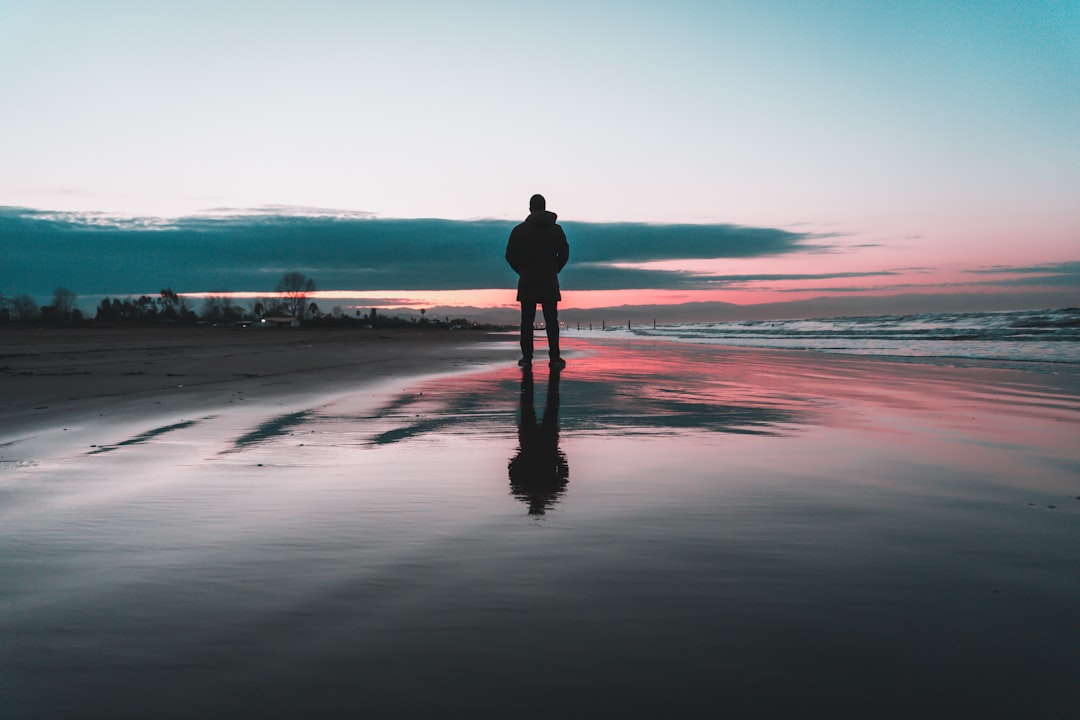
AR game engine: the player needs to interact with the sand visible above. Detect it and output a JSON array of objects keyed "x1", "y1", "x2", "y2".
[
  {"x1": 2, "y1": 327, "x2": 1078, "y2": 718},
  {"x1": 0, "y1": 325, "x2": 516, "y2": 450}
]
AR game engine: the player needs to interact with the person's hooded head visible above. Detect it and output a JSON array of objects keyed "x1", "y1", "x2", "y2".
[{"x1": 527, "y1": 193, "x2": 557, "y2": 225}]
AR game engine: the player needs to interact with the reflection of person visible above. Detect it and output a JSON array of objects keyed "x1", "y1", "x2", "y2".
[
  {"x1": 508, "y1": 367, "x2": 568, "y2": 515},
  {"x1": 505, "y1": 194, "x2": 570, "y2": 368}
]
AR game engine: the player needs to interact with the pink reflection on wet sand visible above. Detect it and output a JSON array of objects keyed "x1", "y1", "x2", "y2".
[{"x1": 2, "y1": 338, "x2": 1078, "y2": 717}]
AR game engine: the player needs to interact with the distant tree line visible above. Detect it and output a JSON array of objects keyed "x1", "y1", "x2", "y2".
[
  {"x1": 0, "y1": 287, "x2": 84, "y2": 323},
  {"x1": 1, "y1": 272, "x2": 500, "y2": 330}
]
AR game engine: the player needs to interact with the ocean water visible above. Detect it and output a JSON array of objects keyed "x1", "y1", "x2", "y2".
[
  {"x1": 2, "y1": 340, "x2": 1079, "y2": 718},
  {"x1": 574, "y1": 307, "x2": 1080, "y2": 368}
]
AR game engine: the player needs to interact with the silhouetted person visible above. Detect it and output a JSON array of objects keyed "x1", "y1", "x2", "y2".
[
  {"x1": 505, "y1": 194, "x2": 570, "y2": 368},
  {"x1": 508, "y1": 367, "x2": 568, "y2": 515}
]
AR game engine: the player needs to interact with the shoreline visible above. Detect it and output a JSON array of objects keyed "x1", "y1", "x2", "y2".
[{"x1": 5, "y1": 325, "x2": 1079, "y2": 427}]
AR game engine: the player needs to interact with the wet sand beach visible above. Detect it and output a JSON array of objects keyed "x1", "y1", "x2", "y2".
[{"x1": 2, "y1": 328, "x2": 1078, "y2": 718}]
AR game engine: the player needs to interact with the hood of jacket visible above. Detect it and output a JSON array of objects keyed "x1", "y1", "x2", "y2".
[{"x1": 526, "y1": 210, "x2": 558, "y2": 227}]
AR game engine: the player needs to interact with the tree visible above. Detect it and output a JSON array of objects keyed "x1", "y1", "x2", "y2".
[
  {"x1": 201, "y1": 293, "x2": 242, "y2": 323},
  {"x1": 159, "y1": 288, "x2": 181, "y2": 320},
  {"x1": 135, "y1": 295, "x2": 158, "y2": 320},
  {"x1": 39, "y1": 287, "x2": 78, "y2": 323},
  {"x1": 52, "y1": 287, "x2": 77, "y2": 319},
  {"x1": 97, "y1": 298, "x2": 119, "y2": 320},
  {"x1": 275, "y1": 272, "x2": 316, "y2": 319},
  {"x1": 11, "y1": 294, "x2": 39, "y2": 320}
]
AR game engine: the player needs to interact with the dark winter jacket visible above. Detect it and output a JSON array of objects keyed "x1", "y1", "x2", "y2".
[{"x1": 505, "y1": 210, "x2": 570, "y2": 303}]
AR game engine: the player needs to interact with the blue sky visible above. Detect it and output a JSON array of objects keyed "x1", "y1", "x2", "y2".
[{"x1": 1, "y1": 1, "x2": 1078, "y2": 316}]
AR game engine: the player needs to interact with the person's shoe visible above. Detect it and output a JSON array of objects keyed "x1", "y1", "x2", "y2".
[
  {"x1": 549, "y1": 357, "x2": 566, "y2": 369},
  {"x1": 518, "y1": 357, "x2": 532, "y2": 367}
]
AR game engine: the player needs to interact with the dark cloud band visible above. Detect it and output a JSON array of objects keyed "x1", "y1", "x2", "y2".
[{"x1": 0, "y1": 206, "x2": 828, "y2": 296}]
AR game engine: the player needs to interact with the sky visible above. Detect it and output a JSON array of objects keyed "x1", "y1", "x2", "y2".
[{"x1": 1, "y1": 0, "x2": 1078, "y2": 318}]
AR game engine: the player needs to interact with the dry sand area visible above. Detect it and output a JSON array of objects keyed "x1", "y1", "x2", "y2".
[{"x1": 0, "y1": 325, "x2": 517, "y2": 439}]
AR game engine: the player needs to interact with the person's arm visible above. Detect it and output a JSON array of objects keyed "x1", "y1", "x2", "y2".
[
  {"x1": 555, "y1": 227, "x2": 569, "y2": 272},
  {"x1": 505, "y1": 231, "x2": 520, "y2": 274}
]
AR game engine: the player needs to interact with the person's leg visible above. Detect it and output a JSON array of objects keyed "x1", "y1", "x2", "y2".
[
  {"x1": 541, "y1": 301, "x2": 560, "y2": 360},
  {"x1": 520, "y1": 302, "x2": 537, "y2": 361}
]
